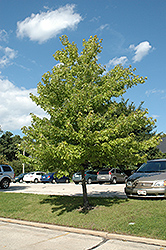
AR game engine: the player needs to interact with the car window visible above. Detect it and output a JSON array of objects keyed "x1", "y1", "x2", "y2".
[
  {"x1": 159, "y1": 162, "x2": 166, "y2": 171},
  {"x1": 38, "y1": 172, "x2": 45, "y2": 176},
  {"x1": 87, "y1": 171, "x2": 91, "y2": 174},
  {"x1": 87, "y1": 171, "x2": 96, "y2": 175},
  {"x1": 99, "y1": 170, "x2": 109, "y2": 174},
  {"x1": 2, "y1": 165, "x2": 12, "y2": 172},
  {"x1": 116, "y1": 169, "x2": 121, "y2": 174},
  {"x1": 137, "y1": 161, "x2": 166, "y2": 173}
]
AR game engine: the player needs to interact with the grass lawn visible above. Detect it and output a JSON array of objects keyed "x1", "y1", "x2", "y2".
[{"x1": 0, "y1": 193, "x2": 165, "y2": 240}]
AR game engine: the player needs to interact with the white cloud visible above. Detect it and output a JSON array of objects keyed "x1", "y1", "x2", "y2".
[
  {"x1": 152, "y1": 114, "x2": 159, "y2": 119},
  {"x1": 129, "y1": 41, "x2": 152, "y2": 62},
  {"x1": 90, "y1": 16, "x2": 101, "y2": 23},
  {"x1": 97, "y1": 24, "x2": 109, "y2": 31},
  {"x1": 16, "y1": 4, "x2": 82, "y2": 43},
  {"x1": 145, "y1": 88, "x2": 165, "y2": 97},
  {"x1": 0, "y1": 78, "x2": 47, "y2": 132},
  {"x1": 0, "y1": 29, "x2": 8, "y2": 42},
  {"x1": 107, "y1": 56, "x2": 128, "y2": 67},
  {"x1": 0, "y1": 46, "x2": 17, "y2": 67}
]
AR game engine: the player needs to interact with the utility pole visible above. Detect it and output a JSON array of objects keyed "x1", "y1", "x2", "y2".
[{"x1": 22, "y1": 149, "x2": 25, "y2": 173}]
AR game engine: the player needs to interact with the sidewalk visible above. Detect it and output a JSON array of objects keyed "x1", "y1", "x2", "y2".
[{"x1": 0, "y1": 217, "x2": 166, "y2": 248}]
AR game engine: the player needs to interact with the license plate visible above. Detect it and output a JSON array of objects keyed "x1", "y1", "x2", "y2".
[
  {"x1": 137, "y1": 190, "x2": 146, "y2": 196},
  {"x1": 101, "y1": 177, "x2": 106, "y2": 179}
]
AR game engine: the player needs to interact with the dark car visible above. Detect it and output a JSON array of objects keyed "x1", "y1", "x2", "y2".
[
  {"x1": 125, "y1": 159, "x2": 166, "y2": 198},
  {"x1": 55, "y1": 175, "x2": 70, "y2": 183},
  {"x1": 72, "y1": 170, "x2": 98, "y2": 184},
  {"x1": 13, "y1": 173, "x2": 27, "y2": 183},
  {"x1": 97, "y1": 168, "x2": 127, "y2": 184},
  {"x1": 40, "y1": 172, "x2": 55, "y2": 183},
  {"x1": 41, "y1": 173, "x2": 70, "y2": 183}
]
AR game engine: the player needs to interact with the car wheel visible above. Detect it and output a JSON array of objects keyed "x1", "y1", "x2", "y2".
[
  {"x1": 19, "y1": 179, "x2": 23, "y2": 183},
  {"x1": 51, "y1": 179, "x2": 56, "y2": 183},
  {"x1": 99, "y1": 182, "x2": 103, "y2": 185},
  {"x1": 112, "y1": 178, "x2": 117, "y2": 184},
  {"x1": 1, "y1": 179, "x2": 10, "y2": 189},
  {"x1": 34, "y1": 178, "x2": 38, "y2": 183},
  {"x1": 87, "y1": 178, "x2": 92, "y2": 184},
  {"x1": 74, "y1": 181, "x2": 79, "y2": 184}
]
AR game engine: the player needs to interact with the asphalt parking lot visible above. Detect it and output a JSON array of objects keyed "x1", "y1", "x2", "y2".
[{"x1": 1, "y1": 182, "x2": 127, "y2": 198}]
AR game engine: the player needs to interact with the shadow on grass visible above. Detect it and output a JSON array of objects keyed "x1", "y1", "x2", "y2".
[{"x1": 40, "y1": 195, "x2": 129, "y2": 215}]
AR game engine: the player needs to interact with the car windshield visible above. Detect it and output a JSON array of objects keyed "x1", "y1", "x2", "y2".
[{"x1": 137, "y1": 161, "x2": 166, "y2": 173}]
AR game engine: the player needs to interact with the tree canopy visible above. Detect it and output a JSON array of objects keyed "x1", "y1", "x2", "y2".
[
  {"x1": 19, "y1": 35, "x2": 161, "y2": 207},
  {"x1": 20, "y1": 35, "x2": 160, "y2": 169}
]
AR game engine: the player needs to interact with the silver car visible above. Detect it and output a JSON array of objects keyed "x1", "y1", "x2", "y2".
[
  {"x1": 0, "y1": 164, "x2": 14, "y2": 189},
  {"x1": 125, "y1": 159, "x2": 166, "y2": 198},
  {"x1": 97, "y1": 168, "x2": 127, "y2": 184}
]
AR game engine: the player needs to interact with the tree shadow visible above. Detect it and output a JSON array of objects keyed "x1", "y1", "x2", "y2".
[
  {"x1": 0, "y1": 185, "x2": 28, "y2": 192},
  {"x1": 40, "y1": 195, "x2": 129, "y2": 215}
]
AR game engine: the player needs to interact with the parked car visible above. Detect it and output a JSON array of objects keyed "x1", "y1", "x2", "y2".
[
  {"x1": 41, "y1": 173, "x2": 70, "y2": 183},
  {"x1": 13, "y1": 173, "x2": 27, "y2": 183},
  {"x1": 40, "y1": 172, "x2": 55, "y2": 183},
  {"x1": 72, "y1": 170, "x2": 98, "y2": 184},
  {"x1": 125, "y1": 159, "x2": 166, "y2": 198},
  {"x1": 55, "y1": 175, "x2": 70, "y2": 183},
  {"x1": 0, "y1": 164, "x2": 15, "y2": 189},
  {"x1": 23, "y1": 171, "x2": 46, "y2": 183},
  {"x1": 97, "y1": 168, "x2": 127, "y2": 184}
]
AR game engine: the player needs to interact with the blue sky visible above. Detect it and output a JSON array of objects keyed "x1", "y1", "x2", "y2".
[{"x1": 0, "y1": 0, "x2": 166, "y2": 136}]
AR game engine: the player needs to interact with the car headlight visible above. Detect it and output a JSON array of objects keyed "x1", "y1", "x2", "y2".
[
  {"x1": 153, "y1": 180, "x2": 166, "y2": 187},
  {"x1": 126, "y1": 181, "x2": 132, "y2": 187}
]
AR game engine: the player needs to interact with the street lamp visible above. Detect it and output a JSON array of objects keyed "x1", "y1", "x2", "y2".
[{"x1": 22, "y1": 149, "x2": 25, "y2": 173}]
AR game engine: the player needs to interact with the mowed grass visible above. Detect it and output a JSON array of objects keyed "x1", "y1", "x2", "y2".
[{"x1": 0, "y1": 193, "x2": 166, "y2": 240}]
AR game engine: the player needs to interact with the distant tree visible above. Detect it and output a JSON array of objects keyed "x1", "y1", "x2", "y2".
[
  {"x1": 0, "y1": 131, "x2": 34, "y2": 174},
  {"x1": 0, "y1": 155, "x2": 8, "y2": 165},
  {"x1": 0, "y1": 131, "x2": 22, "y2": 161},
  {"x1": 9, "y1": 159, "x2": 33, "y2": 176},
  {"x1": 20, "y1": 35, "x2": 161, "y2": 209}
]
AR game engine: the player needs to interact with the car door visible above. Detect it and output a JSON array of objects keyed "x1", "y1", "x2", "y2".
[
  {"x1": 89, "y1": 171, "x2": 97, "y2": 182},
  {"x1": 116, "y1": 169, "x2": 126, "y2": 182},
  {"x1": 36, "y1": 172, "x2": 45, "y2": 181},
  {"x1": 115, "y1": 169, "x2": 122, "y2": 182}
]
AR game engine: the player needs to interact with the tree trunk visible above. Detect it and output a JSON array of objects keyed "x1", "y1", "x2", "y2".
[{"x1": 81, "y1": 168, "x2": 89, "y2": 209}]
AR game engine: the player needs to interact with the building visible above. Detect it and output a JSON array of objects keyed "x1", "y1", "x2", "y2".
[{"x1": 157, "y1": 136, "x2": 166, "y2": 153}]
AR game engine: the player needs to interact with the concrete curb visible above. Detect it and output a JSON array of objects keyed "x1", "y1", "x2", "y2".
[{"x1": 0, "y1": 217, "x2": 166, "y2": 247}]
